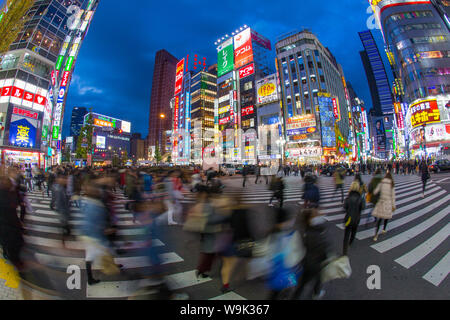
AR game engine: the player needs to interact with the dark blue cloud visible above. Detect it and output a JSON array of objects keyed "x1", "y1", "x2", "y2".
[{"x1": 63, "y1": 0, "x2": 387, "y2": 137}]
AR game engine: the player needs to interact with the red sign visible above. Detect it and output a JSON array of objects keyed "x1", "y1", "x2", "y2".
[
  {"x1": 1, "y1": 86, "x2": 12, "y2": 97},
  {"x1": 241, "y1": 105, "x2": 254, "y2": 116},
  {"x1": 23, "y1": 91, "x2": 34, "y2": 102},
  {"x1": 219, "y1": 116, "x2": 230, "y2": 125},
  {"x1": 13, "y1": 107, "x2": 38, "y2": 119},
  {"x1": 239, "y1": 63, "x2": 255, "y2": 79},
  {"x1": 61, "y1": 71, "x2": 70, "y2": 87},
  {"x1": 12, "y1": 86, "x2": 24, "y2": 99},
  {"x1": 174, "y1": 59, "x2": 185, "y2": 96},
  {"x1": 251, "y1": 30, "x2": 271, "y2": 50},
  {"x1": 234, "y1": 29, "x2": 253, "y2": 68},
  {"x1": 34, "y1": 94, "x2": 46, "y2": 105},
  {"x1": 173, "y1": 96, "x2": 179, "y2": 129},
  {"x1": 51, "y1": 70, "x2": 56, "y2": 86},
  {"x1": 332, "y1": 98, "x2": 341, "y2": 121}
]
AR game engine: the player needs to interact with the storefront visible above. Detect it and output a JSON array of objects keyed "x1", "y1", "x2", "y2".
[{"x1": 1, "y1": 148, "x2": 44, "y2": 168}]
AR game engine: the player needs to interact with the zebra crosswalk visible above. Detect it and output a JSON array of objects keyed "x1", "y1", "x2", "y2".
[
  {"x1": 22, "y1": 189, "x2": 247, "y2": 300},
  {"x1": 20, "y1": 173, "x2": 449, "y2": 299}
]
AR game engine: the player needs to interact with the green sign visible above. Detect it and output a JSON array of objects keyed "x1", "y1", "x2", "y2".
[
  {"x1": 42, "y1": 125, "x2": 48, "y2": 139},
  {"x1": 52, "y1": 126, "x2": 59, "y2": 140},
  {"x1": 65, "y1": 57, "x2": 74, "y2": 71},
  {"x1": 0, "y1": 12, "x2": 4, "y2": 23},
  {"x1": 56, "y1": 56, "x2": 64, "y2": 70},
  {"x1": 217, "y1": 39, "x2": 234, "y2": 77}
]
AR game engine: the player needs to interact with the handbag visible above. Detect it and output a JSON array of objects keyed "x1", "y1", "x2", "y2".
[
  {"x1": 366, "y1": 193, "x2": 372, "y2": 203},
  {"x1": 321, "y1": 255, "x2": 352, "y2": 283}
]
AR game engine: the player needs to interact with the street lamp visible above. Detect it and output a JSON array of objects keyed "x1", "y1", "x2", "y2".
[{"x1": 160, "y1": 113, "x2": 166, "y2": 119}]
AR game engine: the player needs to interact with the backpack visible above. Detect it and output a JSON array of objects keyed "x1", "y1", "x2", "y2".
[{"x1": 368, "y1": 177, "x2": 381, "y2": 205}]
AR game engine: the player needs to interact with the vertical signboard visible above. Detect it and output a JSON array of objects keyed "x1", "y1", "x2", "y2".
[
  {"x1": 217, "y1": 38, "x2": 234, "y2": 77},
  {"x1": 234, "y1": 28, "x2": 253, "y2": 68},
  {"x1": 332, "y1": 97, "x2": 341, "y2": 121},
  {"x1": 174, "y1": 59, "x2": 185, "y2": 96}
]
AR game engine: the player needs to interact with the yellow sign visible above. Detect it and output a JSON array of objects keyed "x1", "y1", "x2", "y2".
[
  {"x1": 16, "y1": 125, "x2": 30, "y2": 145},
  {"x1": 218, "y1": 105, "x2": 230, "y2": 114},
  {"x1": 258, "y1": 83, "x2": 276, "y2": 97}
]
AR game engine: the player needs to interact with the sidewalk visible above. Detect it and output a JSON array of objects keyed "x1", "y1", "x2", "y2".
[{"x1": 0, "y1": 258, "x2": 22, "y2": 300}]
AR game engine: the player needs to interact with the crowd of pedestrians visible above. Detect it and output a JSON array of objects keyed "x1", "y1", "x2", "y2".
[{"x1": 0, "y1": 157, "x2": 435, "y2": 300}]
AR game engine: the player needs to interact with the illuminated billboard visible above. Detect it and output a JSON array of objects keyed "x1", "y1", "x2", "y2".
[
  {"x1": 173, "y1": 96, "x2": 180, "y2": 130},
  {"x1": 256, "y1": 74, "x2": 278, "y2": 105},
  {"x1": 174, "y1": 59, "x2": 185, "y2": 96},
  {"x1": 409, "y1": 99, "x2": 441, "y2": 128},
  {"x1": 217, "y1": 38, "x2": 234, "y2": 77},
  {"x1": 9, "y1": 115, "x2": 38, "y2": 149},
  {"x1": 234, "y1": 28, "x2": 253, "y2": 68},
  {"x1": 239, "y1": 63, "x2": 254, "y2": 79},
  {"x1": 332, "y1": 97, "x2": 341, "y2": 121},
  {"x1": 96, "y1": 135, "x2": 106, "y2": 149},
  {"x1": 286, "y1": 115, "x2": 317, "y2": 136}
]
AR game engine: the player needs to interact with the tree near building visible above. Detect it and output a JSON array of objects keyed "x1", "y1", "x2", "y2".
[
  {"x1": 154, "y1": 142, "x2": 162, "y2": 164},
  {"x1": 75, "y1": 111, "x2": 94, "y2": 160},
  {"x1": 0, "y1": 0, "x2": 34, "y2": 56}
]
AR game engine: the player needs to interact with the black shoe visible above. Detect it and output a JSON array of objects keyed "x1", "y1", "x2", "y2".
[
  {"x1": 221, "y1": 285, "x2": 232, "y2": 294},
  {"x1": 88, "y1": 278, "x2": 101, "y2": 285}
]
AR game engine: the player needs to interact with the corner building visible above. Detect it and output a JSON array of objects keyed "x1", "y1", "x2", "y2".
[
  {"x1": 275, "y1": 30, "x2": 351, "y2": 164},
  {"x1": 371, "y1": 0, "x2": 450, "y2": 159},
  {"x1": 0, "y1": 0, "x2": 99, "y2": 167}
]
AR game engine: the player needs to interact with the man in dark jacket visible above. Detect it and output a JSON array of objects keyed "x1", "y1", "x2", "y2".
[
  {"x1": 54, "y1": 175, "x2": 71, "y2": 238},
  {"x1": 420, "y1": 161, "x2": 430, "y2": 198},
  {"x1": 343, "y1": 182, "x2": 365, "y2": 255},
  {"x1": 0, "y1": 176, "x2": 24, "y2": 269},
  {"x1": 302, "y1": 173, "x2": 320, "y2": 208},
  {"x1": 268, "y1": 175, "x2": 285, "y2": 208},
  {"x1": 292, "y1": 209, "x2": 332, "y2": 300},
  {"x1": 242, "y1": 166, "x2": 249, "y2": 187}
]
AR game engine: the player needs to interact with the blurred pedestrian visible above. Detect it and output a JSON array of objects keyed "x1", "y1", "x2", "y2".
[
  {"x1": 420, "y1": 161, "x2": 430, "y2": 198},
  {"x1": 343, "y1": 182, "x2": 365, "y2": 255}
]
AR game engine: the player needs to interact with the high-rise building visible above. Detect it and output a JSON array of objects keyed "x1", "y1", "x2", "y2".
[
  {"x1": 370, "y1": 0, "x2": 450, "y2": 159},
  {"x1": 190, "y1": 65, "x2": 217, "y2": 165},
  {"x1": 0, "y1": 0, "x2": 99, "y2": 167},
  {"x1": 275, "y1": 30, "x2": 351, "y2": 164},
  {"x1": 359, "y1": 30, "x2": 394, "y2": 116},
  {"x1": 214, "y1": 26, "x2": 274, "y2": 165},
  {"x1": 148, "y1": 49, "x2": 178, "y2": 150},
  {"x1": 70, "y1": 106, "x2": 87, "y2": 137}
]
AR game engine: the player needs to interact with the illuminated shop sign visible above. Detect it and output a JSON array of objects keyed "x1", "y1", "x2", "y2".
[
  {"x1": 219, "y1": 105, "x2": 231, "y2": 114},
  {"x1": 94, "y1": 118, "x2": 113, "y2": 128},
  {"x1": 217, "y1": 38, "x2": 234, "y2": 77},
  {"x1": 219, "y1": 116, "x2": 230, "y2": 125},
  {"x1": 286, "y1": 114, "x2": 316, "y2": 130},
  {"x1": 410, "y1": 99, "x2": 441, "y2": 128},
  {"x1": 286, "y1": 127, "x2": 317, "y2": 136},
  {"x1": 13, "y1": 107, "x2": 38, "y2": 120},
  {"x1": 9, "y1": 117, "x2": 37, "y2": 149},
  {"x1": 241, "y1": 105, "x2": 255, "y2": 116},
  {"x1": 239, "y1": 63, "x2": 254, "y2": 79},
  {"x1": 173, "y1": 96, "x2": 179, "y2": 129},
  {"x1": 332, "y1": 97, "x2": 341, "y2": 121},
  {"x1": 256, "y1": 74, "x2": 278, "y2": 105},
  {"x1": 234, "y1": 28, "x2": 253, "y2": 68},
  {"x1": 174, "y1": 59, "x2": 185, "y2": 96}
]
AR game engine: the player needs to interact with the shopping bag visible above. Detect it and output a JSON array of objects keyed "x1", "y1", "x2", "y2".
[{"x1": 321, "y1": 255, "x2": 352, "y2": 283}]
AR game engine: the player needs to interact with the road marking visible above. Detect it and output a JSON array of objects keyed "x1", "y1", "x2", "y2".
[
  {"x1": 332, "y1": 185, "x2": 441, "y2": 225},
  {"x1": 209, "y1": 292, "x2": 247, "y2": 300},
  {"x1": 26, "y1": 214, "x2": 136, "y2": 226},
  {"x1": 371, "y1": 207, "x2": 450, "y2": 253},
  {"x1": 395, "y1": 223, "x2": 450, "y2": 269},
  {"x1": 23, "y1": 235, "x2": 164, "y2": 250},
  {"x1": 355, "y1": 193, "x2": 449, "y2": 240},
  {"x1": 34, "y1": 252, "x2": 182, "y2": 270},
  {"x1": 86, "y1": 270, "x2": 210, "y2": 298},
  {"x1": 422, "y1": 252, "x2": 450, "y2": 286},
  {"x1": 24, "y1": 224, "x2": 146, "y2": 236}
]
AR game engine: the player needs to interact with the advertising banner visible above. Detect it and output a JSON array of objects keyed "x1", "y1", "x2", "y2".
[
  {"x1": 234, "y1": 28, "x2": 253, "y2": 68},
  {"x1": 374, "y1": 117, "x2": 386, "y2": 152},
  {"x1": 174, "y1": 59, "x2": 185, "y2": 96},
  {"x1": 318, "y1": 96, "x2": 336, "y2": 148},
  {"x1": 256, "y1": 74, "x2": 278, "y2": 105},
  {"x1": 332, "y1": 97, "x2": 341, "y2": 121},
  {"x1": 411, "y1": 124, "x2": 450, "y2": 144},
  {"x1": 410, "y1": 99, "x2": 441, "y2": 128},
  {"x1": 239, "y1": 63, "x2": 254, "y2": 79},
  {"x1": 219, "y1": 116, "x2": 230, "y2": 125},
  {"x1": 286, "y1": 114, "x2": 317, "y2": 131},
  {"x1": 217, "y1": 38, "x2": 234, "y2": 77},
  {"x1": 96, "y1": 135, "x2": 106, "y2": 149},
  {"x1": 173, "y1": 96, "x2": 179, "y2": 130},
  {"x1": 9, "y1": 115, "x2": 38, "y2": 149},
  {"x1": 289, "y1": 147, "x2": 322, "y2": 157},
  {"x1": 241, "y1": 105, "x2": 255, "y2": 116}
]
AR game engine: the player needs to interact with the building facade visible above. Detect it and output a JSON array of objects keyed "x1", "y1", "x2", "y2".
[
  {"x1": 371, "y1": 0, "x2": 450, "y2": 160},
  {"x1": 148, "y1": 49, "x2": 178, "y2": 149},
  {"x1": 214, "y1": 26, "x2": 274, "y2": 165},
  {"x1": 275, "y1": 30, "x2": 352, "y2": 164},
  {"x1": 0, "y1": 0, "x2": 99, "y2": 168}
]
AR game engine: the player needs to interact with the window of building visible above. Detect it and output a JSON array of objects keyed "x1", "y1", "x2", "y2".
[{"x1": 243, "y1": 81, "x2": 253, "y2": 91}]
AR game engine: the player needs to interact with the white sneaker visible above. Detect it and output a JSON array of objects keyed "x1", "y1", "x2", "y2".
[
  {"x1": 268, "y1": 204, "x2": 274, "y2": 207},
  {"x1": 373, "y1": 235, "x2": 378, "y2": 241}
]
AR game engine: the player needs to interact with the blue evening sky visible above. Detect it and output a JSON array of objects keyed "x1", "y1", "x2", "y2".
[{"x1": 2, "y1": 0, "x2": 390, "y2": 138}]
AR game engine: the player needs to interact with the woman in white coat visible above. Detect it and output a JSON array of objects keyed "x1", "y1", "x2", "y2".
[{"x1": 372, "y1": 172, "x2": 396, "y2": 241}]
